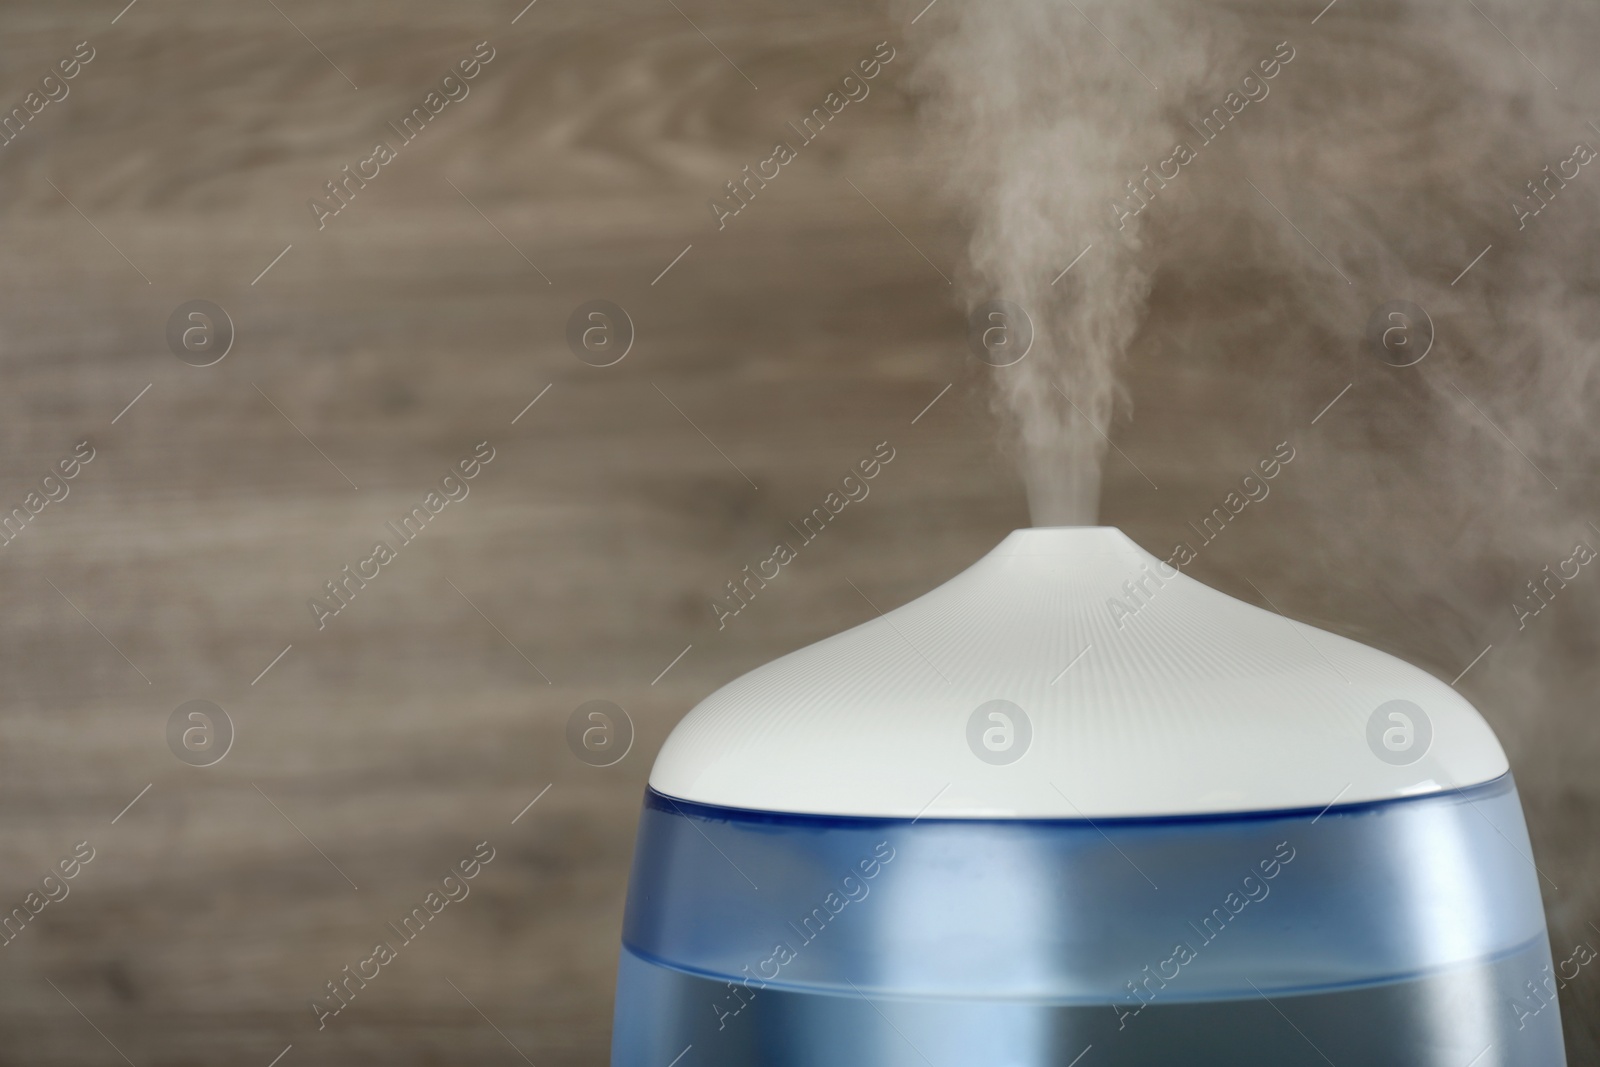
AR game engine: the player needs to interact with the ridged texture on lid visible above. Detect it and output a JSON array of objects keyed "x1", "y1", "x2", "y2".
[{"x1": 650, "y1": 527, "x2": 1508, "y2": 818}]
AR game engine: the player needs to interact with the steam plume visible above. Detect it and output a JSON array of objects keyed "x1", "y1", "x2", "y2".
[
  {"x1": 907, "y1": 1, "x2": 1600, "y2": 929},
  {"x1": 907, "y1": 0, "x2": 1599, "y2": 535},
  {"x1": 912, "y1": 0, "x2": 1226, "y2": 524}
]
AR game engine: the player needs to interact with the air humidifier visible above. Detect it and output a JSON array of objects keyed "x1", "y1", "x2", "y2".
[{"x1": 613, "y1": 528, "x2": 1565, "y2": 1066}]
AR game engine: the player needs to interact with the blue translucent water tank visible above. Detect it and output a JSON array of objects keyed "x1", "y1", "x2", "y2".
[{"x1": 613, "y1": 529, "x2": 1565, "y2": 1065}]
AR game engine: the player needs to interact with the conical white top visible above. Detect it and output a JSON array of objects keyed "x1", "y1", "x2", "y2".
[{"x1": 650, "y1": 528, "x2": 1508, "y2": 818}]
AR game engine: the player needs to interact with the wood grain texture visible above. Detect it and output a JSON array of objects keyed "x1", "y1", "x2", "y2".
[{"x1": 0, "y1": 1, "x2": 1595, "y2": 1064}]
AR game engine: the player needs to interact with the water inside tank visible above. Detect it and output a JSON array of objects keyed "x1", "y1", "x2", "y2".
[{"x1": 612, "y1": 775, "x2": 1564, "y2": 1065}]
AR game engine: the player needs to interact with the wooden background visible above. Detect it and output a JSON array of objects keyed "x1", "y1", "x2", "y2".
[{"x1": 0, "y1": 0, "x2": 1595, "y2": 1063}]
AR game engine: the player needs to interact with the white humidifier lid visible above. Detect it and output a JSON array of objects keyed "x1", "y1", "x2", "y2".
[{"x1": 650, "y1": 527, "x2": 1508, "y2": 819}]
